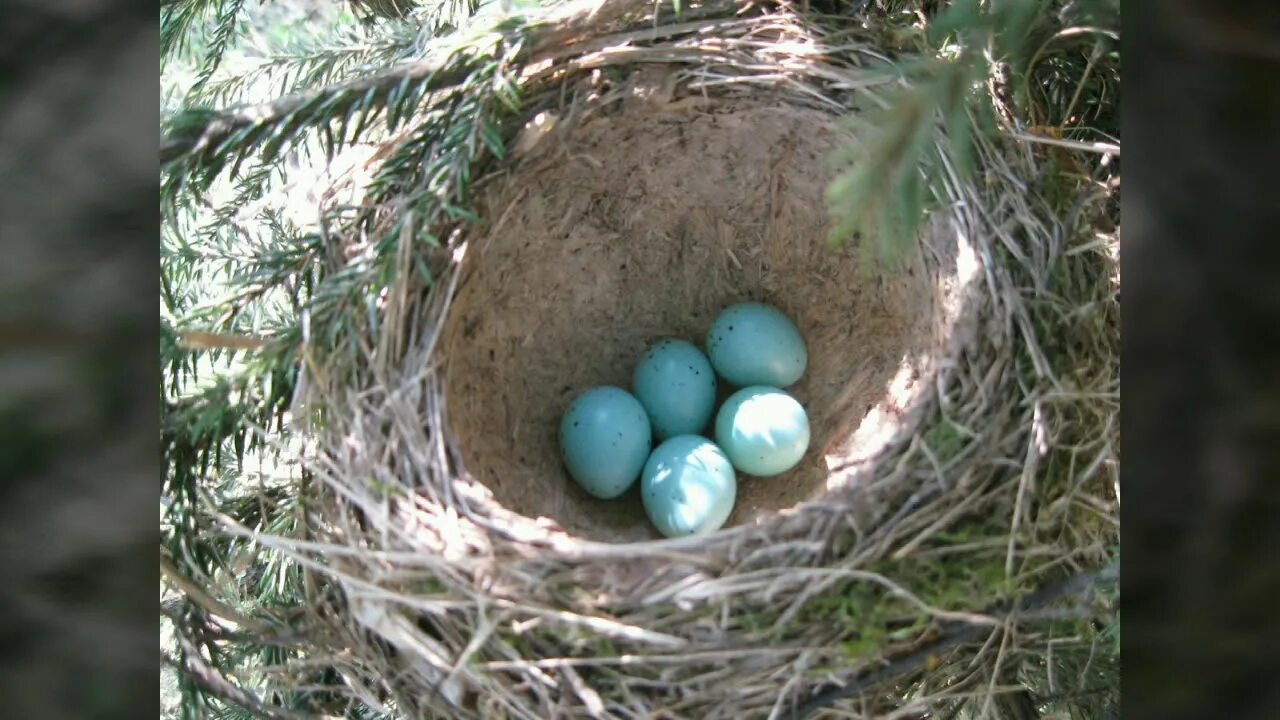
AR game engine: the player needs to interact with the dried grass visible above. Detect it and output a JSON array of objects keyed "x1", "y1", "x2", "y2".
[{"x1": 224, "y1": 2, "x2": 1120, "y2": 717}]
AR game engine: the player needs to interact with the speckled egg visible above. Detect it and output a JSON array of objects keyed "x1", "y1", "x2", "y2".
[
  {"x1": 559, "y1": 386, "x2": 652, "y2": 499},
  {"x1": 641, "y1": 435, "x2": 737, "y2": 538},
  {"x1": 714, "y1": 386, "x2": 810, "y2": 477},
  {"x1": 706, "y1": 302, "x2": 807, "y2": 388},
  {"x1": 632, "y1": 339, "x2": 717, "y2": 440}
]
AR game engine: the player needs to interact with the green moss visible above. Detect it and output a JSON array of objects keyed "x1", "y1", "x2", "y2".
[
  {"x1": 794, "y1": 523, "x2": 1020, "y2": 667},
  {"x1": 406, "y1": 577, "x2": 445, "y2": 595},
  {"x1": 366, "y1": 478, "x2": 408, "y2": 497},
  {"x1": 924, "y1": 419, "x2": 970, "y2": 464},
  {"x1": 738, "y1": 611, "x2": 775, "y2": 635},
  {"x1": 895, "y1": 553, "x2": 1015, "y2": 606},
  {"x1": 839, "y1": 630, "x2": 886, "y2": 660}
]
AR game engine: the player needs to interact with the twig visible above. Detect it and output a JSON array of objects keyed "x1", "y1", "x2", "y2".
[
  {"x1": 160, "y1": 549, "x2": 270, "y2": 633},
  {"x1": 1061, "y1": 41, "x2": 1103, "y2": 127},
  {"x1": 1036, "y1": 685, "x2": 1113, "y2": 704},
  {"x1": 1003, "y1": 130, "x2": 1120, "y2": 157},
  {"x1": 789, "y1": 563, "x2": 1116, "y2": 720},
  {"x1": 178, "y1": 330, "x2": 270, "y2": 351},
  {"x1": 163, "y1": 645, "x2": 315, "y2": 720}
]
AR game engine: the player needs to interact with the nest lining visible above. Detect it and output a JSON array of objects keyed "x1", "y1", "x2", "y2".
[{"x1": 442, "y1": 100, "x2": 974, "y2": 542}]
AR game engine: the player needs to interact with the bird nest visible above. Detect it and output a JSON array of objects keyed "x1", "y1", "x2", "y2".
[{"x1": 279, "y1": 1, "x2": 1120, "y2": 718}]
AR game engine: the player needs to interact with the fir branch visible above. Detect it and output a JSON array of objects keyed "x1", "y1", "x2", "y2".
[
  {"x1": 161, "y1": 198, "x2": 320, "y2": 356},
  {"x1": 826, "y1": 55, "x2": 984, "y2": 269},
  {"x1": 246, "y1": 3, "x2": 701, "y2": 363},
  {"x1": 162, "y1": 0, "x2": 223, "y2": 62},
  {"x1": 349, "y1": 0, "x2": 419, "y2": 22},
  {"x1": 161, "y1": 339, "x2": 298, "y2": 451},
  {"x1": 161, "y1": 337, "x2": 300, "y2": 576},
  {"x1": 189, "y1": 0, "x2": 249, "y2": 98},
  {"x1": 184, "y1": 0, "x2": 486, "y2": 110},
  {"x1": 160, "y1": 0, "x2": 697, "y2": 177},
  {"x1": 826, "y1": 0, "x2": 1119, "y2": 271},
  {"x1": 196, "y1": 29, "x2": 419, "y2": 109},
  {"x1": 160, "y1": 48, "x2": 486, "y2": 172},
  {"x1": 287, "y1": 52, "x2": 522, "y2": 376}
]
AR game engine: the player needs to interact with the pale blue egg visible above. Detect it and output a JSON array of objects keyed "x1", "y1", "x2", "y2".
[
  {"x1": 714, "y1": 386, "x2": 810, "y2": 477},
  {"x1": 559, "y1": 387, "x2": 652, "y2": 499},
  {"x1": 706, "y1": 302, "x2": 807, "y2": 387},
  {"x1": 632, "y1": 339, "x2": 717, "y2": 440},
  {"x1": 641, "y1": 435, "x2": 737, "y2": 538}
]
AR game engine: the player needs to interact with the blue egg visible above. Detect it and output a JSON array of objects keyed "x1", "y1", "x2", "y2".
[
  {"x1": 715, "y1": 386, "x2": 810, "y2": 477},
  {"x1": 706, "y1": 302, "x2": 807, "y2": 387},
  {"x1": 641, "y1": 435, "x2": 737, "y2": 538},
  {"x1": 632, "y1": 339, "x2": 717, "y2": 440},
  {"x1": 559, "y1": 387, "x2": 652, "y2": 499}
]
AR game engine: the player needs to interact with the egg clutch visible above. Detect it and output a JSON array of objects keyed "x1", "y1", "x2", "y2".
[{"x1": 558, "y1": 302, "x2": 811, "y2": 538}]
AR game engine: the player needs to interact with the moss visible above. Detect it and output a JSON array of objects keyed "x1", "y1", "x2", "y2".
[
  {"x1": 923, "y1": 418, "x2": 971, "y2": 465},
  {"x1": 794, "y1": 541, "x2": 1014, "y2": 667},
  {"x1": 737, "y1": 611, "x2": 775, "y2": 635},
  {"x1": 891, "y1": 553, "x2": 1016, "y2": 606},
  {"x1": 407, "y1": 578, "x2": 446, "y2": 595},
  {"x1": 839, "y1": 630, "x2": 886, "y2": 660}
]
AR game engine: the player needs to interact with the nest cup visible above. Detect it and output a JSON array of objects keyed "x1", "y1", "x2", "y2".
[{"x1": 442, "y1": 101, "x2": 975, "y2": 542}]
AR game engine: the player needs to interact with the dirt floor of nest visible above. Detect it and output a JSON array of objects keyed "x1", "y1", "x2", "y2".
[{"x1": 442, "y1": 99, "x2": 969, "y2": 542}]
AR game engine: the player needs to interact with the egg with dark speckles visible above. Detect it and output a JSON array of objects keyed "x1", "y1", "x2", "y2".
[
  {"x1": 559, "y1": 387, "x2": 652, "y2": 499},
  {"x1": 632, "y1": 339, "x2": 717, "y2": 440},
  {"x1": 706, "y1": 302, "x2": 807, "y2": 388},
  {"x1": 715, "y1": 386, "x2": 810, "y2": 477},
  {"x1": 641, "y1": 435, "x2": 737, "y2": 538}
]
